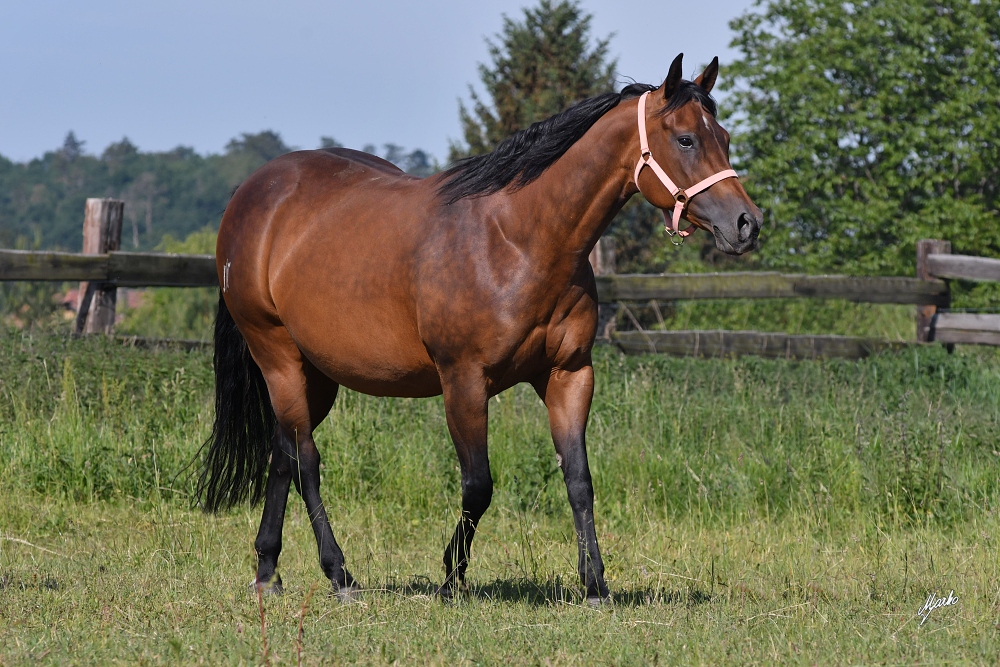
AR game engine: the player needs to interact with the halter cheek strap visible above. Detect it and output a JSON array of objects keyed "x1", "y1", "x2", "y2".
[{"x1": 634, "y1": 91, "x2": 739, "y2": 237}]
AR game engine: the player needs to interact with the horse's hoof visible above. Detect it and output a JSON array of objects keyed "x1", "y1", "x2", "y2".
[
  {"x1": 249, "y1": 574, "x2": 284, "y2": 596},
  {"x1": 587, "y1": 594, "x2": 611, "y2": 608},
  {"x1": 335, "y1": 584, "x2": 362, "y2": 604},
  {"x1": 436, "y1": 581, "x2": 468, "y2": 603}
]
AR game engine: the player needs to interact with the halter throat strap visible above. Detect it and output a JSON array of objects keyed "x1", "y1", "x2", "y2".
[{"x1": 633, "y1": 91, "x2": 739, "y2": 237}]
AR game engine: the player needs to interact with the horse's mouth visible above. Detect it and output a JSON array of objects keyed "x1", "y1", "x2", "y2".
[{"x1": 712, "y1": 225, "x2": 758, "y2": 255}]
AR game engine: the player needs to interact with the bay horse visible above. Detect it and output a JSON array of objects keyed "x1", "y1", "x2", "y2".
[{"x1": 198, "y1": 53, "x2": 761, "y2": 603}]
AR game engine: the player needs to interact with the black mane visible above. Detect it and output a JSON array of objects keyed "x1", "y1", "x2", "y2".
[{"x1": 439, "y1": 81, "x2": 717, "y2": 204}]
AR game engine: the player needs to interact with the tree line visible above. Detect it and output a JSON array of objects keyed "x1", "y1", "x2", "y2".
[{"x1": 0, "y1": 131, "x2": 432, "y2": 253}]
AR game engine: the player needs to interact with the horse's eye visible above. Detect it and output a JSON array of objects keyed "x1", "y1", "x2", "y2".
[{"x1": 678, "y1": 136, "x2": 695, "y2": 149}]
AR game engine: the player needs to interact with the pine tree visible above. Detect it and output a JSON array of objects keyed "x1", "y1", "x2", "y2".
[{"x1": 449, "y1": 0, "x2": 616, "y2": 161}]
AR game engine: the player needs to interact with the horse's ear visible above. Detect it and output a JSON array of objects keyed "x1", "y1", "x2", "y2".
[
  {"x1": 694, "y1": 56, "x2": 719, "y2": 94},
  {"x1": 661, "y1": 53, "x2": 684, "y2": 100}
]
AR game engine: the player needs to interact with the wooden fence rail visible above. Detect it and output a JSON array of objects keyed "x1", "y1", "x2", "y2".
[
  {"x1": 594, "y1": 272, "x2": 949, "y2": 305},
  {"x1": 0, "y1": 249, "x2": 217, "y2": 286},
  {"x1": 933, "y1": 313, "x2": 1000, "y2": 347},
  {"x1": 925, "y1": 253, "x2": 1000, "y2": 283}
]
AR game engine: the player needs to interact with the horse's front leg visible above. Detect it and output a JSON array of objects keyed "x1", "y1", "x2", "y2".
[
  {"x1": 534, "y1": 363, "x2": 610, "y2": 603},
  {"x1": 438, "y1": 367, "x2": 492, "y2": 599}
]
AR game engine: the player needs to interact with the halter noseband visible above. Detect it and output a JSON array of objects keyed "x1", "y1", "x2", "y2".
[{"x1": 634, "y1": 91, "x2": 739, "y2": 238}]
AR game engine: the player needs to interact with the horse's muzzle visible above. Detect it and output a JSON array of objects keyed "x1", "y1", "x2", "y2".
[{"x1": 714, "y1": 209, "x2": 761, "y2": 255}]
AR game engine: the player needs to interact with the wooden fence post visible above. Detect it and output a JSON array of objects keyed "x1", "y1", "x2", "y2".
[
  {"x1": 915, "y1": 239, "x2": 951, "y2": 342},
  {"x1": 75, "y1": 198, "x2": 124, "y2": 334},
  {"x1": 590, "y1": 238, "x2": 617, "y2": 339},
  {"x1": 589, "y1": 237, "x2": 616, "y2": 277}
]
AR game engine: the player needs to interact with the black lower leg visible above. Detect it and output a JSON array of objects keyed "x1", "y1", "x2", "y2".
[
  {"x1": 253, "y1": 431, "x2": 293, "y2": 591},
  {"x1": 442, "y1": 473, "x2": 493, "y2": 593},
  {"x1": 563, "y1": 459, "x2": 608, "y2": 600},
  {"x1": 291, "y1": 434, "x2": 354, "y2": 590}
]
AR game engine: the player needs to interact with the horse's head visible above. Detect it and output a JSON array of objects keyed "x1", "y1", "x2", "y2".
[{"x1": 635, "y1": 54, "x2": 762, "y2": 255}]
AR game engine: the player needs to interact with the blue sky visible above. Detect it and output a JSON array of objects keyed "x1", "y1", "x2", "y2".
[{"x1": 0, "y1": 0, "x2": 756, "y2": 163}]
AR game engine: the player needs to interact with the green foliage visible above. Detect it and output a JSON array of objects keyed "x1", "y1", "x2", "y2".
[
  {"x1": 0, "y1": 130, "x2": 291, "y2": 252},
  {"x1": 117, "y1": 228, "x2": 219, "y2": 341},
  {"x1": 724, "y1": 0, "x2": 1000, "y2": 280},
  {"x1": 218, "y1": 131, "x2": 293, "y2": 189},
  {"x1": 450, "y1": 0, "x2": 616, "y2": 160},
  {"x1": 0, "y1": 234, "x2": 67, "y2": 330}
]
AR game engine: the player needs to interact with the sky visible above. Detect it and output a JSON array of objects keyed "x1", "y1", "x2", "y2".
[{"x1": 0, "y1": 0, "x2": 756, "y2": 164}]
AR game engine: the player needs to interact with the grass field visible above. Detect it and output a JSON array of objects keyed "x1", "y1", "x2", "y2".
[{"x1": 1, "y1": 329, "x2": 999, "y2": 665}]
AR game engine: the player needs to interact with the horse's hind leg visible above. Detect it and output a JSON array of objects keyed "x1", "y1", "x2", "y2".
[
  {"x1": 252, "y1": 426, "x2": 294, "y2": 594},
  {"x1": 247, "y1": 328, "x2": 355, "y2": 597}
]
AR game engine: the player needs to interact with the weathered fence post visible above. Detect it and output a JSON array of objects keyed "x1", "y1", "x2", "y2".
[
  {"x1": 589, "y1": 237, "x2": 617, "y2": 339},
  {"x1": 589, "y1": 237, "x2": 616, "y2": 277},
  {"x1": 915, "y1": 239, "x2": 951, "y2": 342},
  {"x1": 75, "y1": 198, "x2": 124, "y2": 334}
]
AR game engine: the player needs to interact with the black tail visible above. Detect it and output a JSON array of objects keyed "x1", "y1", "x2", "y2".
[{"x1": 197, "y1": 291, "x2": 276, "y2": 513}]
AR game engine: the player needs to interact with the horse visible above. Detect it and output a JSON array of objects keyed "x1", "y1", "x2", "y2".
[{"x1": 198, "y1": 53, "x2": 761, "y2": 604}]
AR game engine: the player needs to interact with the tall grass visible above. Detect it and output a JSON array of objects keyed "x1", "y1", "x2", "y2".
[{"x1": 2, "y1": 329, "x2": 997, "y2": 528}]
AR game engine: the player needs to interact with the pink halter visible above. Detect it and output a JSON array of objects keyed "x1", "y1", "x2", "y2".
[{"x1": 633, "y1": 91, "x2": 739, "y2": 238}]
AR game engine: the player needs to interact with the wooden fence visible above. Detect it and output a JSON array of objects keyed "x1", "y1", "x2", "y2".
[
  {"x1": 595, "y1": 238, "x2": 999, "y2": 357},
  {"x1": 2, "y1": 198, "x2": 999, "y2": 359}
]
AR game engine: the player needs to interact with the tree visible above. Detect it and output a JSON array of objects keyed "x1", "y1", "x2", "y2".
[
  {"x1": 60, "y1": 132, "x2": 85, "y2": 162},
  {"x1": 122, "y1": 172, "x2": 161, "y2": 248},
  {"x1": 724, "y1": 0, "x2": 1000, "y2": 277},
  {"x1": 382, "y1": 143, "x2": 436, "y2": 177},
  {"x1": 225, "y1": 131, "x2": 291, "y2": 163},
  {"x1": 449, "y1": 0, "x2": 616, "y2": 160}
]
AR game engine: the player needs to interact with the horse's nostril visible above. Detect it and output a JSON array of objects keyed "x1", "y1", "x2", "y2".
[
  {"x1": 736, "y1": 212, "x2": 760, "y2": 243},
  {"x1": 737, "y1": 213, "x2": 752, "y2": 241}
]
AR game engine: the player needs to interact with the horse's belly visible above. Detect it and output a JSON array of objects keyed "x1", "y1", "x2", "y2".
[
  {"x1": 316, "y1": 355, "x2": 442, "y2": 398},
  {"x1": 287, "y1": 317, "x2": 442, "y2": 398}
]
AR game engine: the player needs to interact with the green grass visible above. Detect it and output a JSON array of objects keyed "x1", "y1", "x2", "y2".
[{"x1": 2, "y1": 329, "x2": 999, "y2": 665}]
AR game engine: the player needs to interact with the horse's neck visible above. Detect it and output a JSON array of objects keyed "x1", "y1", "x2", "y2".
[{"x1": 499, "y1": 103, "x2": 637, "y2": 267}]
